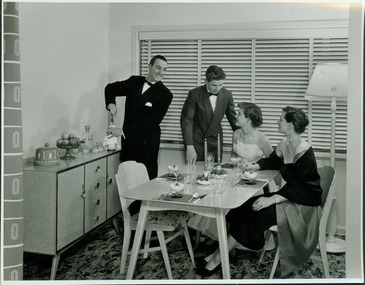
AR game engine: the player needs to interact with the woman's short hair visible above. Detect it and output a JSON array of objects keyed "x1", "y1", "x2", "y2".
[
  {"x1": 282, "y1": 106, "x2": 309, "y2": 134},
  {"x1": 149, "y1": 55, "x2": 167, "y2": 66},
  {"x1": 205, "y1": 65, "x2": 226, "y2": 81},
  {"x1": 238, "y1": 102, "x2": 263, "y2": 128}
]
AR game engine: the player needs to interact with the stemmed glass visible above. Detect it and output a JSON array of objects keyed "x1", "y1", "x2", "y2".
[
  {"x1": 207, "y1": 152, "x2": 215, "y2": 173},
  {"x1": 167, "y1": 165, "x2": 180, "y2": 184}
]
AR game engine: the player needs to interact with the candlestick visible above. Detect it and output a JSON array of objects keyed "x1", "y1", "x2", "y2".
[
  {"x1": 217, "y1": 134, "x2": 221, "y2": 166},
  {"x1": 204, "y1": 138, "x2": 208, "y2": 172}
]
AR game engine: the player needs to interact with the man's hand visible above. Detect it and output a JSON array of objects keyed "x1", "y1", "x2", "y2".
[
  {"x1": 107, "y1": 103, "x2": 117, "y2": 116},
  {"x1": 186, "y1": 145, "x2": 197, "y2": 164},
  {"x1": 107, "y1": 126, "x2": 122, "y2": 138}
]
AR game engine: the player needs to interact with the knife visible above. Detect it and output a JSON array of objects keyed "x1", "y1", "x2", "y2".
[{"x1": 192, "y1": 194, "x2": 207, "y2": 203}]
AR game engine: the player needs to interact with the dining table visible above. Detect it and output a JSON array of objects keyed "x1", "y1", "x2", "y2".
[{"x1": 123, "y1": 162, "x2": 280, "y2": 279}]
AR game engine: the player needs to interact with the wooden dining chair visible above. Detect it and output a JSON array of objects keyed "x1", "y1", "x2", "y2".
[
  {"x1": 258, "y1": 165, "x2": 336, "y2": 278},
  {"x1": 115, "y1": 161, "x2": 195, "y2": 279}
]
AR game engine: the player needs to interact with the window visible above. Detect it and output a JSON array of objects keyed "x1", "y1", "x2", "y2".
[{"x1": 137, "y1": 21, "x2": 348, "y2": 154}]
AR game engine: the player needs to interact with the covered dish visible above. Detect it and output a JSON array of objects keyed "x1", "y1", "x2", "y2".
[{"x1": 34, "y1": 143, "x2": 60, "y2": 165}]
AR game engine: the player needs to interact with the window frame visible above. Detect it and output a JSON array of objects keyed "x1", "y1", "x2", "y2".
[{"x1": 131, "y1": 20, "x2": 349, "y2": 159}]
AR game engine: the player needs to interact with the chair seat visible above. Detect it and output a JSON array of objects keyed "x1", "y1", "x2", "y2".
[{"x1": 130, "y1": 211, "x2": 190, "y2": 230}]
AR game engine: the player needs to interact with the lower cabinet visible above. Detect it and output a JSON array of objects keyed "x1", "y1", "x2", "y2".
[{"x1": 23, "y1": 151, "x2": 121, "y2": 279}]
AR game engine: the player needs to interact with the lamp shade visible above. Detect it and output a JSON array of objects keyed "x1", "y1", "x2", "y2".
[{"x1": 305, "y1": 63, "x2": 347, "y2": 101}]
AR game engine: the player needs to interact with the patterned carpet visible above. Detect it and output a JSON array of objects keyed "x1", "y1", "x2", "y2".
[{"x1": 23, "y1": 213, "x2": 346, "y2": 282}]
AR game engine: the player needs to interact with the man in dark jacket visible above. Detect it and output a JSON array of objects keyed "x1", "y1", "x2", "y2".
[
  {"x1": 105, "y1": 55, "x2": 172, "y2": 179},
  {"x1": 181, "y1": 65, "x2": 237, "y2": 164}
]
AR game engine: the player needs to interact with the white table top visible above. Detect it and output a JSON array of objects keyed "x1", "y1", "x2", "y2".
[{"x1": 122, "y1": 164, "x2": 279, "y2": 211}]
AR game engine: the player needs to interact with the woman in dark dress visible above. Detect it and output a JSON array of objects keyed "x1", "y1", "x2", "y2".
[{"x1": 196, "y1": 106, "x2": 322, "y2": 277}]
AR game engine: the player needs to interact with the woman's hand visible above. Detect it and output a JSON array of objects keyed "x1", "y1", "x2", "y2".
[
  {"x1": 252, "y1": 196, "x2": 276, "y2": 211},
  {"x1": 245, "y1": 162, "x2": 260, "y2": 171}
]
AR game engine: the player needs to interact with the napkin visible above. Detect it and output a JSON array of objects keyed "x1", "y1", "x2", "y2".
[
  {"x1": 235, "y1": 179, "x2": 267, "y2": 189},
  {"x1": 158, "y1": 173, "x2": 183, "y2": 181}
]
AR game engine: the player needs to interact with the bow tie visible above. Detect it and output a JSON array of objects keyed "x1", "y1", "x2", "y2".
[
  {"x1": 209, "y1": 93, "x2": 217, "y2": 97},
  {"x1": 145, "y1": 80, "x2": 153, "y2": 86}
]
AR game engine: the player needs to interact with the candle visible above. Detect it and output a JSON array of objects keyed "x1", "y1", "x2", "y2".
[
  {"x1": 204, "y1": 138, "x2": 208, "y2": 171},
  {"x1": 217, "y1": 134, "x2": 221, "y2": 165}
]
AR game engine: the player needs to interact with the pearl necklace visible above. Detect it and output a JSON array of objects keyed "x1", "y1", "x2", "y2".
[{"x1": 286, "y1": 135, "x2": 301, "y2": 146}]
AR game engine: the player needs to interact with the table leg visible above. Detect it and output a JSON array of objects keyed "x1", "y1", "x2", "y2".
[
  {"x1": 215, "y1": 208, "x2": 230, "y2": 279},
  {"x1": 126, "y1": 201, "x2": 148, "y2": 279}
]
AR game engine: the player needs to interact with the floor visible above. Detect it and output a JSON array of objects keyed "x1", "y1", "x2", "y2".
[{"x1": 23, "y1": 213, "x2": 346, "y2": 282}]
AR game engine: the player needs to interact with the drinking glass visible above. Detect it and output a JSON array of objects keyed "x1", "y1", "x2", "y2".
[
  {"x1": 167, "y1": 165, "x2": 180, "y2": 183},
  {"x1": 216, "y1": 176, "x2": 227, "y2": 194},
  {"x1": 182, "y1": 164, "x2": 195, "y2": 184},
  {"x1": 208, "y1": 173, "x2": 217, "y2": 196}
]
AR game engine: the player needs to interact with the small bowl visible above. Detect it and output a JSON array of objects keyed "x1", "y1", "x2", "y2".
[
  {"x1": 242, "y1": 171, "x2": 258, "y2": 182},
  {"x1": 170, "y1": 182, "x2": 184, "y2": 198}
]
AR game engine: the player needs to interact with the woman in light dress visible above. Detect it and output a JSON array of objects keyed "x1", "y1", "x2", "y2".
[{"x1": 188, "y1": 102, "x2": 273, "y2": 241}]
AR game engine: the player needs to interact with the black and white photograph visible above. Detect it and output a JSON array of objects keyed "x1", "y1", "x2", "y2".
[{"x1": 2, "y1": 1, "x2": 363, "y2": 284}]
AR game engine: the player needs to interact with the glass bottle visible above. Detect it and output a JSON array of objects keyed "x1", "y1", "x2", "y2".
[{"x1": 81, "y1": 125, "x2": 93, "y2": 153}]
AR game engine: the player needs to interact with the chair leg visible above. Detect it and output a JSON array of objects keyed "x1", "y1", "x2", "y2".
[
  {"x1": 143, "y1": 230, "x2": 152, "y2": 258},
  {"x1": 318, "y1": 236, "x2": 330, "y2": 278},
  {"x1": 195, "y1": 231, "x2": 201, "y2": 248},
  {"x1": 180, "y1": 218, "x2": 195, "y2": 266},
  {"x1": 120, "y1": 227, "x2": 131, "y2": 274},
  {"x1": 156, "y1": 231, "x2": 173, "y2": 279},
  {"x1": 269, "y1": 247, "x2": 280, "y2": 279},
  {"x1": 259, "y1": 230, "x2": 272, "y2": 263}
]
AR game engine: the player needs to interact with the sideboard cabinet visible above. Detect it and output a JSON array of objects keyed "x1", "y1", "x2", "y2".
[{"x1": 23, "y1": 150, "x2": 121, "y2": 279}]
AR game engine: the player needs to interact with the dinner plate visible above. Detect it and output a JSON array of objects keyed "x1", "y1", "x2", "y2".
[{"x1": 197, "y1": 179, "x2": 210, "y2": 185}]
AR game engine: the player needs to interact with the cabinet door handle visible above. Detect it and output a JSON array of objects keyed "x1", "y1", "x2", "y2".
[
  {"x1": 94, "y1": 216, "x2": 99, "y2": 221},
  {"x1": 94, "y1": 182, "x2": 100, "y2": 189},
  {"x1": 108, "y1": 178, "x2": 113, "y2": 184},
  {"x1": 95, "y1": 166, "x2": 100, "y2": 172},
  {"x1": 95, "y1": 199, "x2": 100, "y2": 205},
  {"x1": 81, "y1": 192, "x2": 86, "y2": 198}
]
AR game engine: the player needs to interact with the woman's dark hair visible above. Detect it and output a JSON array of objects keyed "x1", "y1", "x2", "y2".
[
  {"x1": 238, "y1": 102, "x2": 263, "y2": 128},
  {"x1": 282, "y1": 106, "x2": 309, "y2": 134},
  {"x1": 149, "y1": 55, "x2": 167, "y2": 66},
  {"x1": 205, "y1": 65, "x2": 226, "y2": 81}
]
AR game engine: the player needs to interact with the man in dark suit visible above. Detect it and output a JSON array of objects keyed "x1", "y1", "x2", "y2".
[
  {"x1": 105, "y1": 55, "x2": 172, "y2": 180},
  {"x1": 181, "y1": 65, "x2": 238, "y2": 164}
]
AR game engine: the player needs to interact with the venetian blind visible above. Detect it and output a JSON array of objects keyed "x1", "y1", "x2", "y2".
[{"x1": 139, "y1": 29, "x2": 348, "y2": 153}]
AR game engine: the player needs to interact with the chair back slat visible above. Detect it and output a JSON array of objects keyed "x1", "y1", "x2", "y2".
[{"x1": 317, "y1": 165, "x2": 336, "y2": 227}]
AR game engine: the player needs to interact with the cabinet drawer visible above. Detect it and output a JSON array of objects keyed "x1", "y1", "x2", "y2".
[{"x1": 84, "y1": 159, "x2": 107, "y2": 232}]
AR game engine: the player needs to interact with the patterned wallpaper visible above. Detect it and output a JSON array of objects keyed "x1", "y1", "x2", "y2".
[{"x1": 3, "y1": 1, "x2": 24, "y2": 280}]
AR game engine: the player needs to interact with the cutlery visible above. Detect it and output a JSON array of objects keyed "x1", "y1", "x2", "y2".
[
  {"x1": 188, "y1": 193, "x2": 199, "y2": 203},
  {"x1": 191, "y1": 193, "x2": 207, "y2": 203},
  {"x1": 155, "y1": 177, "x2": 167, "y2": 181},
  {"x1": 192, "y1": 194, "x2": 207, "y2": 204}
]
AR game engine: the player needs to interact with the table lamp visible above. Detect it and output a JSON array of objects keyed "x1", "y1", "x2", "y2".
[{"x1": 305, "y1": 62, "x2": 347, "y2": 253}]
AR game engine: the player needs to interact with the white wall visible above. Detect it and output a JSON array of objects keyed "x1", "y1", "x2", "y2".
[{"x1": 19, "y1": 3, "x2": 110, "y2": 158}]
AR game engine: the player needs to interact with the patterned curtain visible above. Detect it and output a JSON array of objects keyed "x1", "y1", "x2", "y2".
[{"x1": 3, "y1": 2, "x2": 24, "y2": 280}]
